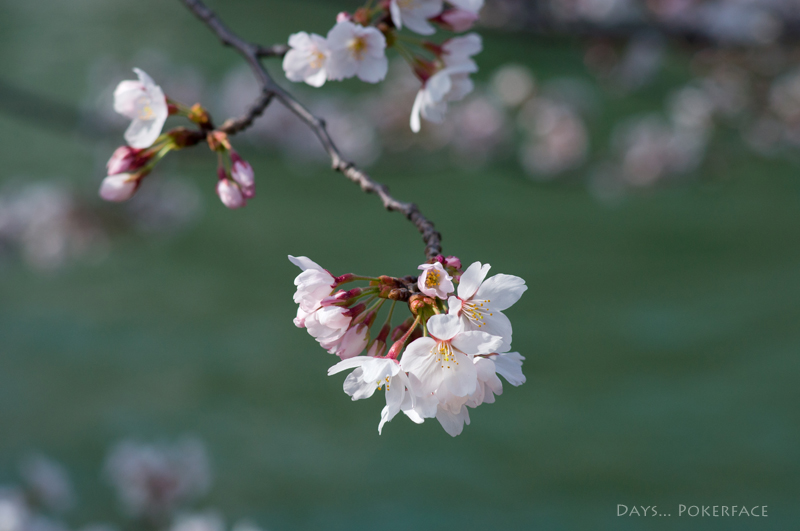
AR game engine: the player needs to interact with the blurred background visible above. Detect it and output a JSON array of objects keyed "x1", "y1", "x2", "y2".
[{"x1": 1, "y1": 0, "x2": 799, "y2": 529}]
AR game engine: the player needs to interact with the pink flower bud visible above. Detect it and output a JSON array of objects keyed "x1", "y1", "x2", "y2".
[
  {"x1": 439, "y1": 8, "x2": 479, "y2": 32},
  {"x1": 216, "y1": 178, "x2": 246, "y2": 209},
  {"x1": 444, "y1": 255, "x2": 462, "y2": 270},
  {"x1": 107, "y1": 146, "x2": 145, "y2": 175},
  {"x1": 231, "y1": 160, "x2": 255, "y2": 199},
  {"x1": 336, "y1": 11, "x2": 352, "y2": 22},
  {"x1": 99, "y1": 173, "x2": 139, "y2": 202}
]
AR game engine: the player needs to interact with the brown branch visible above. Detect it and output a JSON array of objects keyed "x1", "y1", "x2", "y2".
[{"x1": 179, "y1": 0, "x2": 442, "y2": 260}]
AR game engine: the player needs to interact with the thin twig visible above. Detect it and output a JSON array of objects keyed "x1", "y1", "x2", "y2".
[{"x1": 180, "y1": 0, "x2": 442, "y2": 260}]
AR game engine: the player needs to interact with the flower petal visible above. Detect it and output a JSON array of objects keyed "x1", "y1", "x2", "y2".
[
  {"x1": 288, "y1": 255, "x2": 324, "y2": 272},
  {"x1": 494, "y1": 352, "x2": 526, "y2": 386},
  {"x1": 427, "y1": 314, "x2": 462, "y2": 341},
  {"x1": 451, "y1": 330, "x2": 502, "y2": 355},
  {"x1": 475, "y1": 273, "x2": 527, "y2": 311},
  {"x1": 457, "y1": 261, "x2": 490, "y2": 299},
  {"x1": 441, "y1": 351, "x2": 477, "y2": 396}
]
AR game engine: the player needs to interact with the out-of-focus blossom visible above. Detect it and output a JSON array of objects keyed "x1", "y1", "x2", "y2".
[
  {"x1": 283, "y1": 32, "x2": 329, "y2": 87},
  {"x1": 518, "y1": 97, "x2": 589, "y2": 178},
  {"x1": 438, "y1": 8, "x2": 480, "y2": 32},
  {"x1": 0, "y1": 490, "x2": 28, "y2": 531},
  {"x1": 19, "y1": 455, "x2": 75, "y2": 513},
  {"x1": 0, "y1": 182, "x2": 108, "y2": 271},
  {"x1": 105, "y1": 438, "x2": 211, "y2": 520},
  {"x1": 491, "y1": 65, "x2": 536, "y2": 108},
  {"x1": 170, "y1": 512, "x2": 224, "y2": 531},
  {"x1": 390, "y1": 0, "x2": 443, "y2": 35},
  {"x1": 448, "y1": 0, "x2": 484, "y2": 14},
  {"x1": 113, "y1": 68, "x2": 168, "y2": 149},
  {"x1": 410, "y1": 34, "x2": 482, "y2": 132},
  {"x1": 326, "y1": 22, "x2": 388, "y2": 83}
]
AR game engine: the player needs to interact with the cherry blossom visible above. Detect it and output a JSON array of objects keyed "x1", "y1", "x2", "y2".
[
  {"x1": 400, "y1": 313, "x2": 502, "y2": 397},
  {"x1": 328, "y1": 356, "x2": 415, "y2": 433},
  {"x1": 326, "y1": 21, "x2": 388, "y2": 83},
  {"x1": 447, "y1": 261, "x2": 527, "y2": 351},
  {"x1": 283, "y1": 32, "x2": 330, "y2": 87},
  {"x1": 113, "y1": 68, "x2": 169, "y2": 149},
  {"x1": 417, "y1": 262, "x2": 454, "y2": 299},
  {"x1": 389, "y1": 0, "x2": 443, "y2": 36}
]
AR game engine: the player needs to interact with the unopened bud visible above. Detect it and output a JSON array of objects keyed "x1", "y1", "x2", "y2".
[
  {"x1": 107, "y1": 146, "x2": 146, "y2": 175},
  {"x1": 99, "y1": 173, "x2": 139, "y2": 202},
  {"x1": 231, "y1": 157, "x2": 255, "y2": 199},
  {"x1": 444, "y1": 255, "x2": 462, "y2": 270},
  {"x1": 347, "y1": 303, "x2": 367, "y2": 319},
  {"x1": 336, "y1": 11, "x2": 352, "y2": 22},
  {"x1": 409, "y1": 294, "x2": 435, "y2": 315},
  {"x1": 216, "y1": 177, "x2": 245, "y2": 209}
]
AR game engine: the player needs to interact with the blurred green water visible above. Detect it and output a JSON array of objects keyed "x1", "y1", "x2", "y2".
[{"x1": 1, "y1": 1, "x2": 799, "y2": 530}]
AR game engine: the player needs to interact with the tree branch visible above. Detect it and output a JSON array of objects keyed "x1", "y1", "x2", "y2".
[{"x1": 179, "y1": 0, "x2": 442, "y2": 260}]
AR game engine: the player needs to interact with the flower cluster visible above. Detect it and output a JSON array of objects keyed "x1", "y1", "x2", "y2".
[
  {"x1": 282, "y1": 0, "x2": 485, "y2": 132},
  {"x1": 101, "y1": 69, "x2": 255, "y2": 210},
  {"x1": 290, "y1": 254, "x2": 527, "y2": 437}
]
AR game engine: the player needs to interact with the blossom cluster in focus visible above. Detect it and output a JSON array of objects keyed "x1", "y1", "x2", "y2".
[
  {"x1": 290, "y1": 254, "x2": 527, "y2": 436},
  {"x1": 282, "y1": 0, "x2": 485, "y2": 132}
]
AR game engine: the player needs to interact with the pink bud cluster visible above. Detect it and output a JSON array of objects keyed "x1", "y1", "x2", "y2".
[{"x1": 289, "y1": 252, "x2": 528, "y2": 436}]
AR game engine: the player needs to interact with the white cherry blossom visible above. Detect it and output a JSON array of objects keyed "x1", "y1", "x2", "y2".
[
  {"x1": 328, "y1": 356, "x2": 415, "y2": 433},
  {"x1": 447, "y1": 261, "x2": 527, "y2": 351},
  {"x1": 390, "y1": 0, "x2": 443, "y2": 36},
  {"x1": 326, "y1": 21, "x2": 388, "y2": 83},
  {"x1": 113, "y1": 68, "x2": 168, "y2": 149},
  {"x1": 417, "y1": 262, "x2": 454, "y2": 299},
  {"x1": 400, "y1": 313, "x2": 502, "y2": 398},
  {"x1": 283, "y1": 32, "x2": 330, "y2": 87}
]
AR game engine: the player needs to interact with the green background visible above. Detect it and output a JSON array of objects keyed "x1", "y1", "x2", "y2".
[{"x1": 0, "y1": 0, "x2": 798, "y2": 529}]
